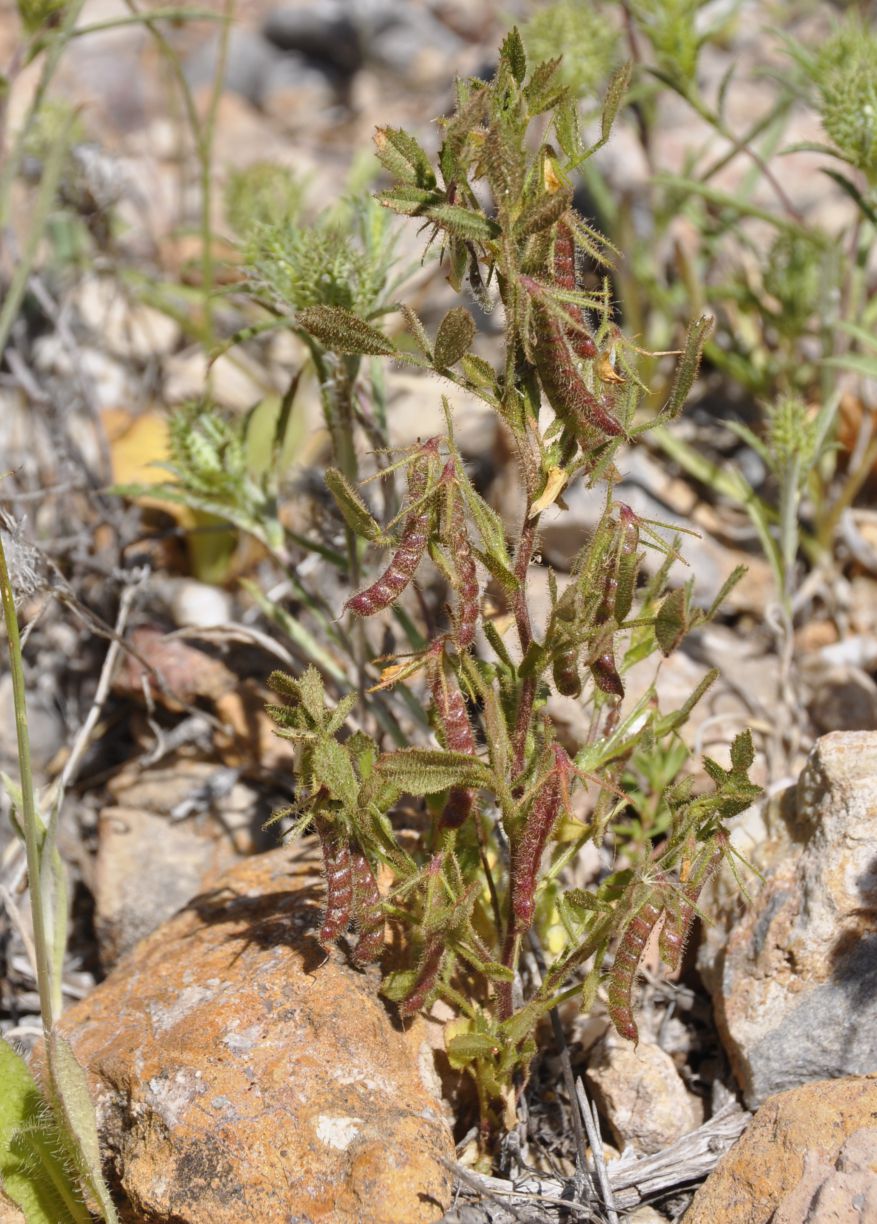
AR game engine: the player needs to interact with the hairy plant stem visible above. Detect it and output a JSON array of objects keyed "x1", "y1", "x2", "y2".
[
  {"x1": 511, "y1": 510, "x2": 539, "y2": 777},
  {"x1": 0, "y1": 533, "x2": 55, "y2": 1029}
]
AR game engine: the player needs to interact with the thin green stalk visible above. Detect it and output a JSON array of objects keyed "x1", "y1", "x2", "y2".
[
  {"x1": 72, "y1": 7, "x2": 221, "y2": 36},
  {"x1": 0, "y1": 0, "x2": 87, "y2": 232},
  {"x1": 0, "y1": 533, "x2": 55, "y2": 1028},
  {"x1": 0, "y1": 110, "x2": 74, "y2": 364}
]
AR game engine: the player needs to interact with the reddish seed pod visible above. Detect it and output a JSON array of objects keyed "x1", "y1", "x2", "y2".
[
  {"x1": 552, "y1": 219, "x2": 598, "y2": 360},
  {"x1": 428, "y1": 640, "x2": 478, "y2": 829},
  {"x1": 659, "y1": 841, "x2": 724, "y2": 972},
  {"x1": 314, "y1": 813, "x2": 353, "y2": 946},
  {"x1": 552, "y1": 641, "x2": 582, "y2": 698},
  {"x1": 400, "y1": 936, "x2": 445, "y2": 1016},
  {"x1": 345, "y1": 451, "x2": 432, "y2": 617},
  {"x1": 607, "y1": 897, "x2": 663, "y2": 1043},
  {"x1": 613, "y1": 504, "x2": 640, "y2": 623},
  {"x1": 428, "y1": 643, "x2": 476, "y2": 755},
  {"x1": 591, "y1": 647, "x2": 624, "y2": 697},
  {"x1": 440, "y1": 463, "x2": 480, "y2": 650},
  {"x1": 522, "y1": 278, "x2": 623, "y2": 439},
  {"x1": 350, "y1": 846, "x2": 385, "y2": 965},
  {"x1": 657, "y1": 887, "x2": 697, "y2": 973},
  {"x1": 511, "y1": 746, "x2": 569, "y2": 934}
]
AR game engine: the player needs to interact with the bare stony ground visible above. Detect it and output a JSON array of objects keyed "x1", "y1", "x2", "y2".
[{"x1": 2, "y1": 1, "x2": 877, "y2": 1220}]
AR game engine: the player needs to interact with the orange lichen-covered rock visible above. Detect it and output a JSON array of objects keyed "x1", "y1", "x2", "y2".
[
  {"x1": 57, "y1": 845, "x2": 453, "y2": 1223},
  {"x1": 683, "y1": 1076, "x2": 877, "y2": 1224}
]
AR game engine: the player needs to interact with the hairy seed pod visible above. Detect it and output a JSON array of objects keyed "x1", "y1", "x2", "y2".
[
  {"x1": 613, "y1": 503, "x2": 640, "y2": 623},
  {"x1": 591, "y1": 647, "x2": 624, "y2": 697},
  {"x1": 440, "y1": 463, "x2": 480, "y2": 649},
  {"x1": 400, "y1": 936, "x2": 445, "y2": 1016},
  {"x1": 522, "y1": 277, "x2": 623, "y2": 438},
  {"x1": 314, "y1": 812, "x2": 352, "y2": 946},
  {"x1": 428, "y1": 640, "x2": 477, "y2": 828},
  {"x1": 657, "y1": 887, "x2": 696, "y2": 974},
  {"x1": 553, "y1": 219, "x2": 597, "y2": 360},
  {"x1": 511, "y1": 746, "x2": 568, "y2": 934},
  {"x1": 345, "y1": 452, "x2": 431, "y2": 616},
  {"x1": 552, "y1": 641, "x2": 582, "y2": 698},
  {"x1": 607, "y1": 897, "x2": 663, "y2": 1043},
  {"x1": 349, "y1": 846, "x2": 385, "y2": 965},
  {"x1": 659, "y1": 842, "x2": 724, "y2": 972}
]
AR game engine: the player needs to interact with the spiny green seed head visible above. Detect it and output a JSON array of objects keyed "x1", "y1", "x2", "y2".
[
  {"x1": 813, "y1": 18, "x2": 877, "y2": 174},
  {"x1": 521, "y1": 0, "x2": 619, "y2": 97},
  {"x1": 767, "y1": 395, "x2": 818, "y2": 472},
  {"x1": 763, "y1": 234, "x2": 822, "y2": 333}
]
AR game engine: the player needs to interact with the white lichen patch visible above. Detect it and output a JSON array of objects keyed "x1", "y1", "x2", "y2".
[
  {"x1": 314, "y1": 1115, "x2": 362, "y2": 1150},
  {"x1": 146, "y1": 1068, "x2": 204, "y2": 1127},
  {"x1": 221, "y1": 1022, "x2": 263, "y2": 1055},
  {"x1": 147, "y1": 985, "x2": 213, "y2": 1034},
  {"x1": 329, "y1": 1066, "x2": 394, "y2": 1094}
]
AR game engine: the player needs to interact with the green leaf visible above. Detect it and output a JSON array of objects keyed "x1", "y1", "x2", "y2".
[
  {"x1": 433, "y1": 306, "x2": 476, "y2": 368},
  {"x1": 325, "y1": 469, "x2": 388, "y2": 544},
  {"x1": 397, "y1": 304, "x2": 433, "y2": 359},
  {"x1": 500, "y1": 26, "x2": 527, "y2": 84},
  {"x1": 0, "y1": 1040, "x2": 91, "y2": 1224},
  {"x1": 312, "y1": 738, "x2": 359, "y2": 808},
  {"x1": 376, "y1": 185, "x2": 446, "y2": 216},
  {"x1": 820, "y1": 169, "x2": 877, "y2": 226},
  {"x1": 460, "y1": 353, "x2": 499, "y2": 396},
  {"x1": 523, "y1": 57, "x2": 565, "y2": 115},
  {"x1": 662, "y1": 315, "x2": 714, "y2": 419},
  {"x1": 601, "y1": 61, "x2": 632, "y2": 143},
  {"x1": 425, "y1": 204, "x2": 500, "y2": 243},
  {"x1": 446, "y1": 1032, "x2": 501, "y2": 1068},
  {"x1": 654, "y1": 668, "x2": 718, "y2": 735},
  {"x1": 374, "y1": 127, "x2": 436, "y2": 189},
  {"x1": 46, "y1": 1033, "x2": 120, "y2": 1224},
  {"x1": 513, "y1": 188, "x2": 573, "y2": 238},
  {"x1": 297, "y1": 665, "x2": 327, "y2": 724},
  {"x1": 381, "y1": 968, "x2": 419, "y2": 1003},
  {"x1": 377, "y1": 748, "x2": 492, "y2": 795},
  {"x1": 655, "y1": 588, "x2": 688, "y2": 656},
  {"x1": 730, "y1": 728, "x2": 755, "y2": 772},
  {"x1": 704, "y1": 565, "x2": 747, "y2": 621},
  {"x1": 297, "y1": 306, "x2": 396, "y2": 357},
  {"x1": 823, "y1": 353, "x2": 877, "y2": 380}
]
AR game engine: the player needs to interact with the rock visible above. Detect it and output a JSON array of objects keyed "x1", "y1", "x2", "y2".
[
  {"x1": 262, "y1": 2, "x2": 362, "y2": 73},
  {"x1": 0, "y1": 674, "x2": 65, "y2": 777},
  {"x1": 536, "y1": 449, "x2": 774, "y2": 613},
  {"x1": 705, "y1": 732, "x2": 877, "y2": 1107},
  {"x1": 72, "y1": 276, "x2": 180, "y2": 361},
  {"x1": 586, "y1": 1035, "x2": 699, "y2": 1155},
  {"x1": 164, "y1": 348, "x2": 271, "y2": 411},
  {"x1": 95, "y1": 758, "x2": 266, "y2": 967},
  {"x1": 185, "y1": 28, "x2": 283, "y2": 108},
  {"x1": 168, "y1": 580, "x2": 236, "y2": 629},
  {"x1": 58, "y1": 845, "x2": 454, "y2": 1223},
  {"x1": 259, "y1": 52, "x2": 340, "y2": 124},
  {"x1": 683, "y1": 1076, "x2": 877, "y2": 1224},
  {"x1": 262, "y1": 1, "x2": 463, "y2": 81},
  {"x1": 806, "y1": 665, "x2": 877, "y2": 733}
]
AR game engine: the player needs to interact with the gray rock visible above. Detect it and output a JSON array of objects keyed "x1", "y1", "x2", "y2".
[
  {"x1": 262, "y1": 1, "x2": 361, "y2": 72},
  {"x1": 259, "y1": 51, "x2": 340, "y2": 120},
  {"x1": 262, "y1": 0, "x2": 463, "y2": 79},
  {"x1": 185, "y1": 28, "x2": 283, "y2": 107},
  {"x1": 807, "y1": 665, "x2": 877, "y2": 733},
  {"x1": 705, "y1": 731, "x2": 877, "y2": 1107}
]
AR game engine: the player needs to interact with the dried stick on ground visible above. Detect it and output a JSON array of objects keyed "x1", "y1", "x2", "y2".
[{"x1": 448, "y1": 1102, "x2": 750, "y2": 1217}]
